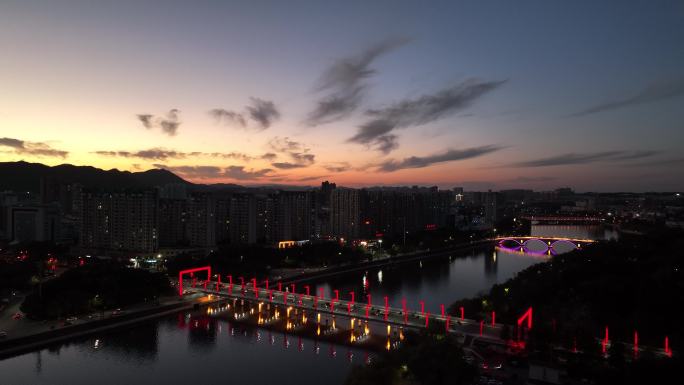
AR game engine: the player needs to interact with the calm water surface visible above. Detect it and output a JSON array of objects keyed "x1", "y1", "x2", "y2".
[{"x1": 0, "y1": 225, "x2": 612, "y2": 385}]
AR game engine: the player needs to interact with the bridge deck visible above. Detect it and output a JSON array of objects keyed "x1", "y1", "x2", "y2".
[{"x1": 185, "y1": 282, "x2": 504, "y2": 343}]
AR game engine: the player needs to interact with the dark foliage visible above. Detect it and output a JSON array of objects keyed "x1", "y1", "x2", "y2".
[
  {"x1": 20, "y1": 262, "x2": 173, "y2": 319},
  {"x1": 166, "y1": 242, "x2": 369, "y2": 277},
  {"x1": 449, "y1": 228, "x2": 684, "y2": 381},
  {"x1": 346, "y1": 332, "x2": 476, "y2": 385}
]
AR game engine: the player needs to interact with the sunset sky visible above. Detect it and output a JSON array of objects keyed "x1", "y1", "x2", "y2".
[{"x1": 1, "y1": 0, "x2": 683, "y2": 191}]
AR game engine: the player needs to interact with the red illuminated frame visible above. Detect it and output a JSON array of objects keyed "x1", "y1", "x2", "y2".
[
  {"x1": 178, "y1": 266, "x2": 211, "y2": 296},
  {"x1": 517, "y1": 307, "x2": 533, "y2": 329}
]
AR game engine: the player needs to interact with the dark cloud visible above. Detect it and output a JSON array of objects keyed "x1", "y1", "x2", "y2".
[
  {"x1": 622, "y1": 157, "x2": 684, "y2": 167},
  {"x1": 210, "y1": 97, "x2": 279, "y2": 130},
  {"x1": 94, "y1": 148, "x2": 263, "y2": 162},
  {"x1": 154, "y1": 164, "x2": 273, "y2": 180},
  {"x1": 0, "y1": 137, "x2": 24, "y2": 148},
  {"x1": 209, "y1": 108, "x2": 247, "y2": 127},
  {"x1": 349, "y1": 79, "x2": 506, "y2": 152},
  {"x1": 307, "y1": 37, "x2": 409, "y2": 126},
  {"x1": 608, "y1": 151, "x2": 661, "y2": 161},
  {"x1": 349, "y1": 119, "x2": 395, "y2": 144},
  {"x1": 224, "y1": 165, "x2": 273, "y2": 180},
  {"x1": 94, "y1": 149, "x2": 184, "y2": 160},
  {"x1": 261, "y1": 152, "x2": 277, "y2": 161},
  {"x1": 365, "y1": 79, "x2": 507, "y2": 126},
  {"x1": 323, "y1": 162, "x2": 351, "y2": 173},
  {"x1": 136, "y1": 114, "x2": 154, "y2": 129},
  {"x1": 271, "y1": 152, "x2": 315, "y2": 170},
  {"x1": 209, "y1": 152, "x2": 255, "y2": 162},
  {"x1": 512, "y1": 150, "x2": 659, "y2": 167},
  {"x1": 136, "y1": 109, "x2": 181, "y2": 136},
  {"x1": 297, "y1": 175, "x2": 328, "y2": 182},
  {"x1": 269, "y1": 136, "x2": 306, "y2": 153},
  {"x1": 272, "y1": 162, "x2": 307, "y2": 170},
  {"x1": 569, "y1": 78, "x2": 684, "y2": 117},
  {"x1": 160, "y1": 109, "x2": 180, "y2": 136},
  {"x1": 290, "y1": 152, "x2": 315, "y2": 165},
  {"x1": 307, "y1": 85, "x2": 365, "y2": 126},
  {"x1": 267, "y1": 136, "x2": 316, "y2": 169},
  {"x1": 137, "y1": 148, "x2": 183, "y2": 160},
  {"x1": 375, "y1": 135, "x2": 399, "y2": 154},
  {"x1": 153, "y1": 165, "x2": 223, "y2": 179},
  {"x1": 377, "y1": 145, "x2": 502, "y2": 172},
  {"x1": 0, "y1": 137, "x2": 68, "y2": 158},
  {"x1": 246, "y1": 98, "x2": 280, "y2": 129}
]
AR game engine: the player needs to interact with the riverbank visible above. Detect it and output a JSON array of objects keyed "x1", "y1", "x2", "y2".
[
  {"x1": 278, "y1": 239, "x2": 492, "y2": 285},
  {"x1": 0, "y1": 241, "x2": 492, "y2": 361},
  {"x1": 0, "y1": 296, "x2": 204, "y2": 359}
]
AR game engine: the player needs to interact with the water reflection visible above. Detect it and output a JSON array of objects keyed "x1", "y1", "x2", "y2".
[
  {"x1": 484, "y1": 250, "x2": 498, "y2": 277},
  {"x1": 0, "y1": 310, "x2": 371, "y2": 385},
  {"x1": 308, "y1": 245, "x2": 541, "y2": 314},
  {"x1": 0, "y1": 225, "x2": 606, "y2": 385},
  {"x1": 98, "y1": 321, "x2": 160, "y2": 362}
]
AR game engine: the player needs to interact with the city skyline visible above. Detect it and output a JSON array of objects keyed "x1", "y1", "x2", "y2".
[{"x1": 2, "y1": 1, "x2": 684, "y2": 192}]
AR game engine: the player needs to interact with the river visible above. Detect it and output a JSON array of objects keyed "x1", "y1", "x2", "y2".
[{"x1": 0, "y1": 225, "x2": 615, "y2": 385}]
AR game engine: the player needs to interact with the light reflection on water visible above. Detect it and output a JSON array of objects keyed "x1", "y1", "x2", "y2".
[{"x1": 0, "y1": 225, "x2": 609, "y2": 385}]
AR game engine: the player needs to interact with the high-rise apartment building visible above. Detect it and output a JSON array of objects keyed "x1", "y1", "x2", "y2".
[
  {"x1": 330, "y1": 188, "x2": 360, "y2": 239},
  {"x1": 80, "y1": 190, "x2": 158, "y2": 252}
]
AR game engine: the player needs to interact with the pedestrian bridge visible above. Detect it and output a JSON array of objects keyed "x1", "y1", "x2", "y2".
[
  {"x1": 178, "y1": 274, "x2": 512, "y2": 347},
  {"x1": 494, "y1": 236, "x2": 596, "y2": 255}
]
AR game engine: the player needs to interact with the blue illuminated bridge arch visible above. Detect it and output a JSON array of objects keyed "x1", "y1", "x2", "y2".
[{"x1": 494, "y1": 236, "x2": 596, "y2": 255}]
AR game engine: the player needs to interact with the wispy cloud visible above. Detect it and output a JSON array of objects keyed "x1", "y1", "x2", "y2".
[
  {"x1": 136, "y1": 109, "x2": 181, "y2": 136},
  {"x1": 153, "y1": 165, "x2": 222, "y2": 179},
  {"x1": 374, "y1": 135, "x2": 399, "y2": 154},
  {"x1": 154, "y1": 164, "x2": 274, "y2": 181},
  {"x1": 267, "y1": 136, "x2": 316, "y2": 169},
  {"x1": 349, "y1": 79, "x2": 506, "y2": 152},
  {"x1": 94, "y1": 147, "x2": 272, "y2": 162},
  {"x1": 569, "y1": 78, "x2": 684, "y2": 117},
  {"x1": 246, "y1": 98, "x2": 280, "y2": 130},
  {"x1": 512, "y1": 150, "x2": 659, "y2": 167},
  {"x1": 94, "y1": 148, "x2": 186, "y2": 160},
  {"x1": 622, "y1": 157, "x2": 684, "y2": 167},
  {"x1": 323, "y1": 162, "x2": 351, "y2": 173},
  {"x1": 0, "y1": 137, "x2": 68, "y2": 158},
  {"x1": 269, "y1": 137, "x2": 307, "y2": 153},
  {"x1": 224, "y1": 165, "x2": 274, "y2": 180},
  {"x1": 271, "y1": 162, "x2": 307, "y2": 170},
  {"x1": 136, "y1": 114, "x2": 154, "y2": 129},
  {"x1": 296, "y1": 175, "x2": 328, "y2": 182},
  {"x1": 271, "y1": 152, "x2": 316, "y2": 170},
  {"x1": 376, "y1": 145, "x2": 503, "y2": 172},
  {"x1": 306, "y1": 37, "x2": 409, "y2": 126},
  {"x1": 209, "y1": 97, "x2": 280, "y2": 130},
  {"x1": 290, "y1": 152, "x2": 315, "y2": 165},
  {"x1": 209, "y1": 108, "x2": 247, "y2": 127}
]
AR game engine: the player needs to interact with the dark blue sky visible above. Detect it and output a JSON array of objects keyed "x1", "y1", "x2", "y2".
[{"x1": 1, "y1": 0, "x2": 683, "y2": 191}]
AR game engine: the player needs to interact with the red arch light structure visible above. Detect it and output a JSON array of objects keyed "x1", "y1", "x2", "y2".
[
  {"x1": 517, "y1": 307, "x2": 533, "y2": 329},
  {"x1": 178, "y1": 266, "x2": 211, "y2": 296}
]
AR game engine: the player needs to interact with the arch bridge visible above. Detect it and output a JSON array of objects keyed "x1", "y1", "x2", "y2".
[{"x1": 494, "y1": 236, "x2": 596, "y2": 255}]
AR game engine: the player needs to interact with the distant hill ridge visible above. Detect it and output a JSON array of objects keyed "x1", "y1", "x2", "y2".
[
  {"x1": 0, "y1": 161, "x2": 316, "y2": 193},
  {"x1": 0, "y1": 161, "x2": 191, "y2": 192}
]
